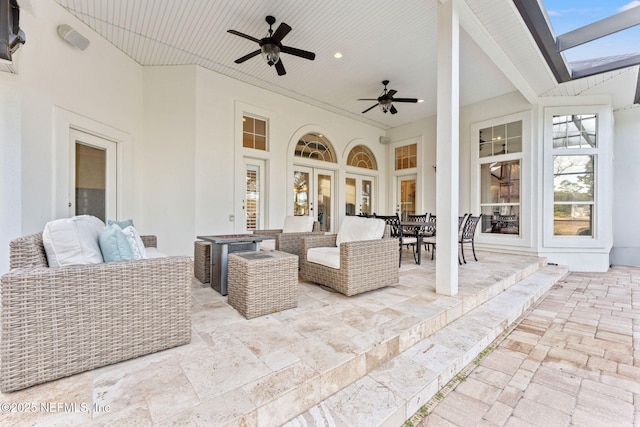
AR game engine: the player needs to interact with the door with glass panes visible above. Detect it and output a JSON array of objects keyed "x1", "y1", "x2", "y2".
[
  {"x1": 293, "y1": 166, "x2": 334, "y2": 232},
  {"x1": 345, "y1": 174, "x2": 374, "y2": 216}
]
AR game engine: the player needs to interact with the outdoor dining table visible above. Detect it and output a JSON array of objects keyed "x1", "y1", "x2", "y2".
[
  {"x1": 400, "y1": 221, "x2": 436, "y2": 265},
  {"x1": 196, "y1": 234, "x2": 274, "y2": 296}
]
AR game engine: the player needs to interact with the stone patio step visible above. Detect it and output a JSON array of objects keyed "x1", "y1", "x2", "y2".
[{"x1": 286, "y1": 264, "x2": 569, "y2": 426}]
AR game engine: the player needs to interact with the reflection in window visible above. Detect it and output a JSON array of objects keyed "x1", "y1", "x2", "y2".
[
  {"x1": 242, "y1": 116, "x2": 267, "y2": 150},
  {"x1": 480, "y1": 160, "x2": 521, "y2": 235},
  {"x1": 395, "y1": 144, "x2": 417, "y2": 170},
  {"x1": 553, "y1": 155, "x2": 594, "y2": 236},
  {"x1": 294, "y1": 133, "x2": 336, "y2": 162},
  {"x1": 347, "y1": 145, "x2": 377, "y2": 170},
  {"x1": 552, "y1": 114, "x2": 596, "y2": 149},
  {"x1": 479, "y1": 120, "x2": 522, "y2": 158}
]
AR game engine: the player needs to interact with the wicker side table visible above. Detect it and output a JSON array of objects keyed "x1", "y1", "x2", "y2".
[
  {"x1": 227, "y1": 250, "x2": 298, "y2": 319},
  {"x1": 194, "y1": 240, "x2": 211, "y2": 284}
]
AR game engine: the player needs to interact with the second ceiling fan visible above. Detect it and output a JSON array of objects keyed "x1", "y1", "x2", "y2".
[{"x1": 358, "y1": 80, "x2": 418, "y2": 114}]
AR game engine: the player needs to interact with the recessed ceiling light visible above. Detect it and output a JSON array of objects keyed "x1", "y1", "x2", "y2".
[
  {"x1": 418, "y1": 99, "x2": 425, "y2": 103},
  {"x1": 334, "y1": 52, "x2": 343, "y2": 59}
]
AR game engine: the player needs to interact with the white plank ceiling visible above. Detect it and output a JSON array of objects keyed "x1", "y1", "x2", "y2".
[{"x1": 52, "y1": 0, "x2": 637, "y2": 129}]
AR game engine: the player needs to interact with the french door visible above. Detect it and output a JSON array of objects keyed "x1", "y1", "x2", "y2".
[
  {"x1": 293, "y1": 166, "x2": 334, "y2": 232},
  {"x1": 345, "y1": 174, "x2": 374, "y2": 216},
  {"x1": 69, "y1": 129, "x2": 117, "y2": 222},
  {"x1": 396, "y1": 174, "x2": 417, "y2": 220}
]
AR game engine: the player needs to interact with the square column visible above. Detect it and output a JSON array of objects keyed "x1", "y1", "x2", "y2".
[{"x1": 435, "y1": 0, "x2": 460, "y2": 296}]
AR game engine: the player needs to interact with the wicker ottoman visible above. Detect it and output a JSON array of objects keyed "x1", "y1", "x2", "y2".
[
  {"x1": 227, "y1": 250, "x2": 298, "y2": 319},
  {"x1": 194, "y1": 240, "x2": 211, "y2": 283}
]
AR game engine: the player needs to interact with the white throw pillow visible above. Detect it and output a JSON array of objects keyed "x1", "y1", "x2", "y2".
[
  {"x1": 335, "y1": 217, "x2": 385, "y2": 247},
  {"x1": 42, "y1": 215, "x2": 105, "y2": 267},
  {"x1": 282, "y1": 216, "x2": 315, "y2": 233},
  {"x1": 121, "y1": 225, "x2": 147, "y2": 260}
]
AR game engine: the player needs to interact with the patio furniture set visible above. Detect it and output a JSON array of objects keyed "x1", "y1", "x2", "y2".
[{"x1": 0, "y1": 212, "x2": 479, "y2": 393}]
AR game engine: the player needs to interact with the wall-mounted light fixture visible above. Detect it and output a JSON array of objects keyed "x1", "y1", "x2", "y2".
[{"x1": 57, "y1": 24, "x2": 90, "y2": 50}]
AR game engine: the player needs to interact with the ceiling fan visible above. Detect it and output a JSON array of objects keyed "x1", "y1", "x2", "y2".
[
  {"x1": 358, "y1": 80, "x2": 418, "y2": 114},
  {"x1": 227, "y1": 15, "x2": 316, "y2": 76}
]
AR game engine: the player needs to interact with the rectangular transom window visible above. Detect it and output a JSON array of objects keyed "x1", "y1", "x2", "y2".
[
  {"x1": 479, "y1": 120, "x2": 522, "y2": 158},
  {"x1": 395, "y1": 143, "x2": 417, "y2": 170},
  {"x1": 242, "y1": 116, "x2": 267, "y2": 151}
]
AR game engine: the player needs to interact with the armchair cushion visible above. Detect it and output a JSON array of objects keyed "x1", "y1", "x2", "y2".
[
  {"x1": 282, "y1": 215, "x2": 315, "y2": 233},
  {"x1": 43, "y1": 215, "x2": 105, "y2": 267},
  {"x1": 335, "y1": 216, "x2": 385, "y2": 247},
  {"x1": 307, "y1": 246, "x2": 340, "y2": 269}
]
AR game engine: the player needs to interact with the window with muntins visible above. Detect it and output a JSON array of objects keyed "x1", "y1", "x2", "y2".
[
  {"x1": 395, "y1": 143, "x2": 417, "y2": 170},
  {"x1": 294, "y1": 133, "x2": 336, "y2": 162},
  {"x1": 552, "y1": 114, "x2": 596, "y2": 237},
  {"x1": 478, "y1": 120, "x2": 523, "y2": 236},
  {"x1": 243, "y1": 116, "x2": 267, "y2": 150},
  {"x1": 347, "y1": 145, "x2": 377, "y2": 170}
]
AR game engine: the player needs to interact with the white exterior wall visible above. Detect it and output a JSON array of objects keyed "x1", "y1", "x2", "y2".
[
  {"x1": 0, "y1": 1, "x2": 143, "y2": 274},
  {"x1": 611, "y1": 107, "x2": 640, "y2": 267}
]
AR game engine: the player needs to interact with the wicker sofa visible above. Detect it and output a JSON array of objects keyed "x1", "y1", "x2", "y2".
[
  {"x1": 0, "y1": 232, "x2": 192, "y2": 392},
  {"x1": 300, "y1": 222, "x2": 399, "y2": 296}
]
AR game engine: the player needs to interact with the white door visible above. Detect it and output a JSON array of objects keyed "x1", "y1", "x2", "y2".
[
  {"x1": 293, "y1": 166, "x2": 335, "y2": 232},
  {"x1": 69, "y1": 129, "x2": 117, "y2": 222},
  {"x1": 345, "y1": 174, "x2": 375, "y2": 216},
  {"x1": 396, "y1": 174, "x2": 417, "y2": 220},
  {"x1": 243, "y1": 159, "x2": 266, "y2": 231}
]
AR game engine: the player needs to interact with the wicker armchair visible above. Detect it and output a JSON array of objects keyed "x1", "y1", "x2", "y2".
[
  {"x1": 0, "y1": 232, "x2": 192, "y2": 392},
  {"x1": 300, "y1": 224, "x2": 398, "y2": 296},
  {"x1": 253, "y1": 221, "x2": 322, "y2": 264}
]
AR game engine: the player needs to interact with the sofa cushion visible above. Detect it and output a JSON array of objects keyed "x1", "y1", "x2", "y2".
[
  {"x1": 42, "y1": 215, "x2": 105, "y2": 267},
  {"x1": 121, "y1": 225, "x2": 147, "y2": 260},
  {"x1": 99, "y1": 224, "x2": 135, "y2": 262},
  {"x1": 283, "y1": 216, "x2": 315, "y2": 233},
  {"x1": 307, "y1": 246, "x2": 341, "y2": 269},
  {"x1": 335, "y1": 217, "x2": 385, "y2": 247}
]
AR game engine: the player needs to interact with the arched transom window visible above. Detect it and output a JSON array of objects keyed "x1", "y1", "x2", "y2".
[
  {"x1": 294, "y1": 133, "x2": 337, "y2": 162},
  {"x1": 347, "y1": 145, "x2": 378, "y2": 170}
]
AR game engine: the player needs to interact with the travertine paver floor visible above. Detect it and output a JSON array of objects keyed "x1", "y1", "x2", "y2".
[{"x1": 414, "y1": 266, "x2": 640, "y2": 427}]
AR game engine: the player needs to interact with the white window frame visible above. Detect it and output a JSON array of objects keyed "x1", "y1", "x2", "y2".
[
  {"x1": 471, "y1": 111, "x2": 532, "y2": 248},
  {"x1": 542, "y1": 105, "x2": 612, "y2": 249}
]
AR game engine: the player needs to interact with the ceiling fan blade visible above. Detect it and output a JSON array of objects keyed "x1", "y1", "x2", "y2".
[
  {"x1": 357, "y1": 98, "x2": 379, "y2": 101},
  {"x1": 227, "y1": 29, "x2": 260, "y2": 44},
  {"x1": 280, "y1": 45, "x2": 316, "y2": 60},
  {"x1": 387, "y1": 89, "x2": 397, "y2": 97},
  {"x1": 362, "y1": 104, "x2": 378, "y2": 114},
  {"x1": 275, "y1": 59, "x2": 286, "y2": 76},
  {"x1": 234, "y1": 49, "x2": 261, "y2": 64},
  {"x1": 272, "y1": 22, "x2": 292, "y2": 42},
  {"x1": 392, "y1": 98, "x2": 418, "y2": 103},
  {"x1": 390, "y1": 105, "x2": 398, "y2": 114}
]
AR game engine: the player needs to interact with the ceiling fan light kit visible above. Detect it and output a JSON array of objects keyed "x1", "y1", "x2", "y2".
[
  {"x1": 228, "y1": 15, "x2": 315, "y2": 76},
  {"x1": 358, "y1": 80, "x2": 418, "y2": 115}
]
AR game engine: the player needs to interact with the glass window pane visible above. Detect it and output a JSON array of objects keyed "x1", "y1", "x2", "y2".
[
  {"x1": 479, "y1": 143, "x2": 492, "y2": 158},
  {"x1": 362, "y1": 180, "x2": 372, "y2": 215},
  {"x1": 479, "y1": 127, "x2": 492, "y2": 143},
  {"x1": 293, "y1": 171, "x2": 309, "y2": 216},
  {"x1": 480, "y1": 205, "x2": 520, "y2": 235},
  {"x1": 345, "y1": 178, "x2": 356, "y2": 216},
  {"x1": 242, "y1": 133, "x2": 253, "y2": 148},
  {"x1": 493, "y1": 124, "x2": 506, "y2": 141},
  {"x1": 254, "y1": 135, "x2": 266, "y2": 151},
  {"x1": 506, "y1": 120, "x2": 522, "y2": 138},
  {"x1": 554, "y1": 204, "x2": 592, "y2": 236},
  {"x1": 254, "y1": 119, "x2": 266, "y2": 135},
  {"x1": 481, "y1": 160, "x2": 520, "y2": 204},
  {"x1": 506, "y1": 137, "x2": 522, "y2": 154},
  {"x1": 553, "y1": 155, "x2": 594, "y2": 202},
  {"x1": 75, "y1": 143, "x2": 106, "y2": 222},
  {"x1": 553, "y1": 114, "x2": 597, "y2": 149},
  {"x1": 243, "y1": 117, "x2": 253, "y2": 132}
]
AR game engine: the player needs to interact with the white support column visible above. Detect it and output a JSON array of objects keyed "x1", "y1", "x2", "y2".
[{"x1": 435, "y1": 0, "x2": 460, "y2": 296}]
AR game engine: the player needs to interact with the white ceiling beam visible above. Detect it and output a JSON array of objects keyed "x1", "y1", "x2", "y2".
[
  {"x1": 457, "y1": 0, "x2": 539, "y2": 104},
  {"x1": 557, "y1": 7, "x2": 640, "y2": 52}
]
